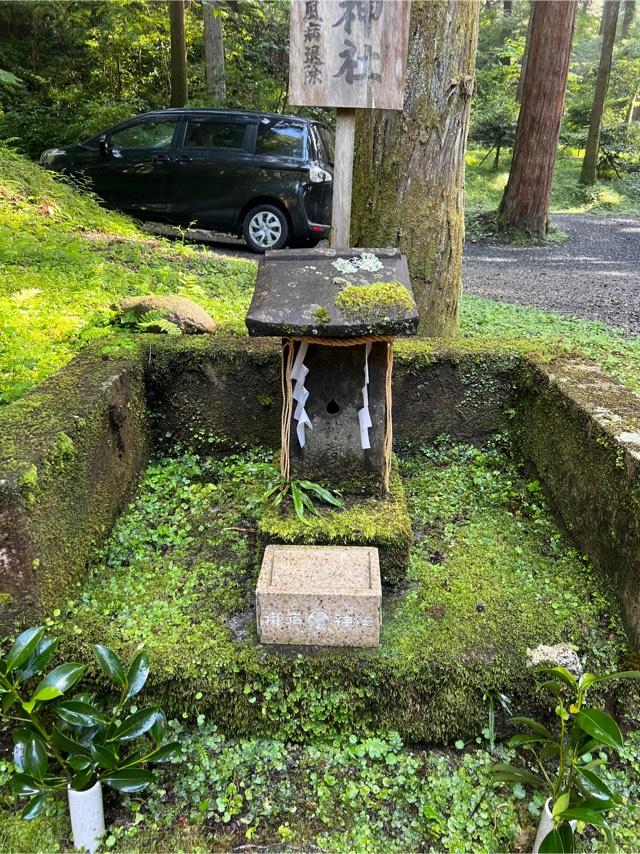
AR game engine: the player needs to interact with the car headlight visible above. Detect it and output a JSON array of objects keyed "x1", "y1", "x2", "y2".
[{"x1": 309, "y1": 166, "x2": 333, "y2": 184}]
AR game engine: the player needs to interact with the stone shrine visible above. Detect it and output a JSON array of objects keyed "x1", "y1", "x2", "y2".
[{"x1": 246, "y1": 247, "x2": 418, "y2": 493}]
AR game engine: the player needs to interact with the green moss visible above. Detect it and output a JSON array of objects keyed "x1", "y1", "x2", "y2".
[
  {"x1": 0, "y1": 810, "x2": 69, "y2": 853},
  {"x1": 334, "y1": 281, "x2": 415, "y2": 321},
  {"x1": 259, "y1": 464, "x2": 412, "y2": 585},
  {"x1": 51, "y1": 439, "x2": 630, "y2": 744},
  {"x1": 0, "y1": 340, "x2": 149, "y2": 618},
  {"x1": 257, "y1": 394, "x2": 274, "y2": 408},
  {"x1": 312, "y1": 306, "x2": 331, "y2": 325}
]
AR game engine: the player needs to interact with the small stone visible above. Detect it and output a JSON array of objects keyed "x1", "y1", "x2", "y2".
[
  {"x1": 526, "y1": 643, "x2": 583, "y2": 676},
  {"x1": 117, "y1": 295, "x2": 216, "y2": 334},
  {"x1": 476, "y1": 601, "x2": 485, "y2": 612}
]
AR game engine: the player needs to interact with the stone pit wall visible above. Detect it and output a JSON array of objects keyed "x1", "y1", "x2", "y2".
[
  {"x1": 0, "y1": 342, "x2": 150, "y2": 628},
  {"x1": 518, "y1": 358, "x2": 640, "y2": 651},
  {"x1": 1, "y1": 334, "x2": 639, "y2": 653}
]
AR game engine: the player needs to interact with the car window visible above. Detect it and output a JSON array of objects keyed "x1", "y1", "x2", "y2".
[
  {"x1": 318, "y1": 125, "x2": 334, "y2": 164},
  {"x1": 110, "y1": 119, "x2": 177, "y2": 149},
  {"x1": 184, "y1": 120, "x2": 246, "y2": 149},
  {"x1": 255, "y1": 119, "x2": 305, "y2": 158}
]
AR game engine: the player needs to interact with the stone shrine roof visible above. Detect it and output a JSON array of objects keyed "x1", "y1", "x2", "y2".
[{"x1": 245, "y1": 248, "x2": 419, "y2": 338}]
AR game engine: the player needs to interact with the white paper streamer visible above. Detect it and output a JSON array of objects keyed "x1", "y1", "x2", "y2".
[
  {"x1": 291, "y1": 341, "x2": 312, "y2": 447},
  {"x1": 358, "y1": 342, "x2": 372, "y2": 450}
]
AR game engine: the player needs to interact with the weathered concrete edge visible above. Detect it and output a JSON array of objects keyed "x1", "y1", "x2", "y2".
[
  {"x1": 0, "y1": 341, "x2": 150, "y2": 628},
  {"x1": 517, "y1": 358, "x2": 640, "y2": 650}
]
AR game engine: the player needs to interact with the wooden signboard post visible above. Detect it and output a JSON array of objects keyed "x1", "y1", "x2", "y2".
[{"x1": 289, "y1": 0, "x2": 411, "y2": 249}]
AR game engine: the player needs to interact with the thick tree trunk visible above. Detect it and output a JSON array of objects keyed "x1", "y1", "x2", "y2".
[
  {"x1": 351, "y1": 0, "x2": 479, "y2": 338},
  {"x1": 580, "y1": 0, "x2": 620, "y2": 185},
  {"x1": 621, "y1": 0, "x2": 635, "y2": 35},
  {"x1": 169, "y1": 0, "x2": 188, "y2": 107},
  {"x1": 203, "y1": 0, "x2": 225, "y2": 104},
  {"x1": 499, "y1": 1, "x2": 577, "y2": 237}
]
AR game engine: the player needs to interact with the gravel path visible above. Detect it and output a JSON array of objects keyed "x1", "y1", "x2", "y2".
[{"x1": 463, "y1": 214, "x2": 640, "y2": 334}]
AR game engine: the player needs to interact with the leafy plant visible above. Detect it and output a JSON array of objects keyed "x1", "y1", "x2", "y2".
[
  {"x1": 0, "y1": 626, "x2": 179, "y2": 819},
  {"x1": 263, "y1": 474, "x2": 342, "y2": 521},
  {"x1": 116, "y1": 309, "x2": 182, "y2": 336},
  {"x1": 492, "y1": 665, "x2": 640, "y2": 852}
]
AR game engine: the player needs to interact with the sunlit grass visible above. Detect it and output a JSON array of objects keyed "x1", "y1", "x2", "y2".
[{"x1": 465, "y1": 147, "x2": 640, "y2": 216}]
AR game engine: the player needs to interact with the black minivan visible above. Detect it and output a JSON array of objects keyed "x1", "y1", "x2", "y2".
[{"x1": 40, "y1": 109, "x2": 333, "y2": 252}]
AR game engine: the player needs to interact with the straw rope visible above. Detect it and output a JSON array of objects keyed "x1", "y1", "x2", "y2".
[
  {"x1": 280, "y1": 336, "x2": 395, "y2": 492},
  {"x1": 280, "y1": 338, "x2": 294, "y2": 482}
]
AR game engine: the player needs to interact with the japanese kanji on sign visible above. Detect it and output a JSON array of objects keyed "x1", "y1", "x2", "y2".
[{"x1": 289, "y1": 0, "x2": 410, "y2": 110}]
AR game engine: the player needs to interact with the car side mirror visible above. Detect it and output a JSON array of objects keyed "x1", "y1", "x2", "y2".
[{"x1": 98, "y1": 135, "x2": 111, "y2": 158}]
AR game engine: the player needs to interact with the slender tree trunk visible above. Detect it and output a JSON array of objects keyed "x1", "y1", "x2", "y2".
[
  {"x1": 499, "y1": 1, "x2": 577, "y2": 237},
  {"x1": 169, "y1": 0, "x2": 188, "y2": 107},
  {"x1": 621, "y1": 0, "x2": 636, "y2": 35},
  {"x1": 626, "y1": 89, "x2": 637, "y2": 125},
  {"x1": 203, "y1": 0, "x2": 225, "y2": 104},
  {"x1": 516, "y1": 3, "x2": 533, "y2": 103},
  {"x1": 351, "y1": 0, "x2": 480, "y2": 338},
  {"x1": 580, "y1": 0, "x2": 620, "y2": 185}
]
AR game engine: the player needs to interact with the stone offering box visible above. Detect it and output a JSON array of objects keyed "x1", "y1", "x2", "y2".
[
  {"x1": 246, "y1": 247, "x2": 418, "y2": 493},
  {"x1": 256, "y1": 544, "x2": 381, "y2": 647}
]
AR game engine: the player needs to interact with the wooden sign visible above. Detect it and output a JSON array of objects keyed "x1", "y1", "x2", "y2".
[{"x1": 289, "y1": 0, "x2": 411, "y2": 111}]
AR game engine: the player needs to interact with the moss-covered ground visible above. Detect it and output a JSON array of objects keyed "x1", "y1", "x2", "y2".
[
  {"x1": 0, "y1": 145, "x2": 255, "y2": 404},
  {"x1": 38, "y1": 436, "x2": 634, "y2": 742},
  {"x1": 1, "y1": 436, "x2": 639, "y2": 852}
]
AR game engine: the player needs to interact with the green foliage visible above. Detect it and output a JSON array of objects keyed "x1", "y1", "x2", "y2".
[
  {"x1": 44, "y1": 436, "x2": 632, "y2": 744},
  {"x1": 459, "y1": 295, "x2": 640, "y2": 395},
  {"x1": 493, "y1": 666, "x2": 640, "y2": 850},
  {"x1": 465, "y1": 147, "x2": 640, "y2": 218},
  {"x1": 263, "y1": 472, "x2": 343, "y2": 521},
  {"x1": 0, "y1": 630, "x2": 178, "y2": 818},
  {"x1": 116, "y1": 309, "x2": 182, "y2": 336},
  {"x1": 7, "y1": 723, "x2": 638, "y2": 852}
]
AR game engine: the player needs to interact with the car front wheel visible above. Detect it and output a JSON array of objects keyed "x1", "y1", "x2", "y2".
[{"x1": 243, "y1": 204, "x2": 289, "y2": 253}]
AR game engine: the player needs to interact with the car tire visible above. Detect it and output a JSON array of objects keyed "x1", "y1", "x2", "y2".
[{"x1": 243, "y1": 204, "x2": 289, "y2": 253}]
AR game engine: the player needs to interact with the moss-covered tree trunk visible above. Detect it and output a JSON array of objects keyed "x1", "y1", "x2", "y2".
[
  {"x1": 169, "y1": 0, "x2": 188, "y2": 108},
  {"x1": 580, "y1": 0, "x2": 620, "y2": 185},
  {"x1": 499, "y1": 0, "x2": 577, "y2": 237},
  {"x1": 351, "y1": 0, "x2": 479, "y2": 338}
]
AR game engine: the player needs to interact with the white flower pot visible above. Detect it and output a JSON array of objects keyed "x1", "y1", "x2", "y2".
[
  {"x1": 532, "y1": 797, "x2": 576, "y2": 854},
  {"x1": 67, "y1": 780, "x2": 105, "y2": 853}
]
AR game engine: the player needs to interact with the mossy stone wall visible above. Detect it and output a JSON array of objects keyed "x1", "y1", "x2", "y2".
[
  {"x1": 146, "y1": 336, "x2": 282, "y2": 450},
  {"x1": 145, "y1": 337, "x2": 520, "y2": 450},
  {"x1": 0, "y1": 340, "x2": 149, "y2": 628},
  {"x1": 518, "y1": 358, "x2": 640, "y2": 649}
]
